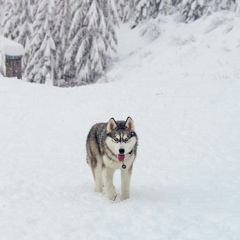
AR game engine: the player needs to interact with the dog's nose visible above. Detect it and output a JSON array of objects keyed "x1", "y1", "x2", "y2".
[{"x1": 119, "y1": 148, "x2": 125, "y2": 154}]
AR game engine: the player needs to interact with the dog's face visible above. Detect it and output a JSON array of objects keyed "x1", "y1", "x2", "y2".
[{"x1": 106, "y1": 117, "x2": 137, "y2": 162}]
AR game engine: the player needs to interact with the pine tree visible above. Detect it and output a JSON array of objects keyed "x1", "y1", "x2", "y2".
[
  {"x1": 117, "y1": 0, "x2": 136, "y2": 23},
  {"x1": 179, "y1": 0, "x2": 206, "y2": 22},
  {"x1": 62, "y1": 0, "x2": 86, "y2": 84},
  {"x1": 206, "y1": 0, "x2": 236, "y2": 13},
  {"x1": 25, "y1": 0, "x2": 56, "y2": 84},
  {"x1": 134, "y1": 0, "x2": 148, "y2": 26},
  {"x1": 103, "y1": 0, "x2": 119, "y2": 25},
  {"x1": 15, "y1": 0, "x2": 32, "y2": 70},
  {"x1": 16, "y1": 0, "x2": 31, "y2": 47},
  {"x1": 2, "y1": 0, "x2": 19, "y2": 39},
  {"x1": 63, "y1": 1, "x2": 86, "y2": 85},
  {"x1": 178, "y1": 0, "x2": 236, "y2": 22},
  {"x1": 76, "y1": 0, "x2": 108, "y2": 84},
  {"x1": 133, "y1": 0, "x2": 161, "y2": 26},
  {"x1": 236, "y1": 0, "x2": 240, "y2": 15},
  {"x1": 159, "y1": 0, "x2": 180, "y2": 15},
  {"x1": 0, "y1": 0, "x2": 4, "y2": 36},
  {"x1": 0, "y1": 0, "x2": 4, "y2": 76},
  {"x1": 64, "y1": 0, "x2": 117, "y2": 86},
  {"x1": 53, "y1": 0, "x2": 71, "y2": 85},
  {"x1": 101, "y1": 0, "x2": 118, "y2": 59}
]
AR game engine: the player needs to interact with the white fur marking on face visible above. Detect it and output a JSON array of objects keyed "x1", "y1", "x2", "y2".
[
  {"x1": 106, "y1": 136, "x2": 121, "y2": 156},
  {"x1": 122, "y1": 133, "x2": 130, "y2": 143},
  {"x1": 106, "y1": 135, "x2": 137, "y2": 157},
  {"x1": 123, "y1": 136, "x2": 137, "y2": 154}
]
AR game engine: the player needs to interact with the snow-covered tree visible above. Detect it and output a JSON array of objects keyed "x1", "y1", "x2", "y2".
[
  {"x1": 101, "y1": 0, "x2": 118, "y2": 58},
  {"x1": 14, "y1": 0, "x2": 32, "y2": 70},
  {"x1": 16, "y1": 1, "x2": 31, "y2": 47},
  {"x1": 0, "y1": 0, "x2": 4, "y2": 36},
  {"x1": 117, "y1": 0, "x2": 136, "y2": 23},
  {"x1": 158, "y1": 0, "x2": 180, "y2": 15},
  {"x1": 134, "y1": 0, "x2": 150, "y2": 25},
  {"x1": 53, "y1": 0, "x2": 71, "y2": 85},
  {"x1": 0, "y1": 1, "x2": 4, "y2": 76},
  {"x1": 103, "y1": 0, "x2": 119, "y2": 25},
  {"x1": 63, "y1": 0, "x2": 117, "y2": 86},
  {"x1": 133, "y1": 0, "x2": 162, "y2": 26},
  {"x1": 178, "y1": 0, "x2": 236, "y2": 22},
  {"x1": 62, "y1": 1, "x2": 86, "y2": 85},
  {"x1": 2, "y1": 0, "x2": 20, "y2": 39},
  {"x1": 25, "y1": 0, "x2": 56, "y2": 84},
  {"x1": 206, "y1": 0, "x2": 236, "y2": 13},
  {"x1": 178, "y1": 0, "x2": 206, "y2": 22},
  {"x1": 76, "y1": 0, "x2": 108, "y2": 84},
  {"x1": 236, "y1": 0, "x2": 240, "y2": 15}
]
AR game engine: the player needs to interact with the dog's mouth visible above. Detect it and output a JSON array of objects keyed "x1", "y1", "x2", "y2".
[{"x1": 118, "y1": 154, "x2": 125, "y2": 162}]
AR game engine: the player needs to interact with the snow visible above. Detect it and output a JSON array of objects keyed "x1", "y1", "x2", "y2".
[
  {"x1": 0, "y1": 36, "x2": 24, "y2": 56},
  {"x1": 1, "y1": 11, "x2": 240, "y2": 240}
]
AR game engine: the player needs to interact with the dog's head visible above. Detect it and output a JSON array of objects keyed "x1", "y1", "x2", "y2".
[{"x1": 106, "y1": 117, "x2": 137, "y2": 162}]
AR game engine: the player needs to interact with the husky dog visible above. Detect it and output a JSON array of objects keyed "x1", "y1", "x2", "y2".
[{"x1": 86, "y1": 117, "x2": 138, "y2": 201}]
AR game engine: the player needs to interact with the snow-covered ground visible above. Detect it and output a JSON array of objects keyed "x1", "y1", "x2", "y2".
[{"x1": 1, "y1": 12, "x2": 240, "y2": 240}]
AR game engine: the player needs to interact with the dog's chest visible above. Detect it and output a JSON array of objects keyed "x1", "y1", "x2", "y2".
[{"x1": 103, "y1": 154, "x2": 135, "y2": 170}]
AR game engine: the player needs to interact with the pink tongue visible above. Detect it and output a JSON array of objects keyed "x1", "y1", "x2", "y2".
[{"x1": 118, "y1": 154, "x2": 125, "y2": 162}]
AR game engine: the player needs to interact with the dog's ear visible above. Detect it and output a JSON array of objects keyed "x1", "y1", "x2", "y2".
[
  {"x1": 125, "y1": 117, "x2": 135, "y2": 131},
  {"x1": 107, "y1": 118, "x2": 117, "y2": 133}
]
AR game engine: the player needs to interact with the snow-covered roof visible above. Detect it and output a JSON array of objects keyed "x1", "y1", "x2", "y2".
[{"x1": 0, "y1": 36, "x2": 24, "y2": 56}]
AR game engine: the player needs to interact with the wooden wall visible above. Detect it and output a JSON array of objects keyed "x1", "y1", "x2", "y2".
[{"x1": 5, "y1": 56, "x2": 22, "y2": 79}]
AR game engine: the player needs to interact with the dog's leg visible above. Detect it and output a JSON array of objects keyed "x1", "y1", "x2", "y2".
[
  {"x1": 102, "y1": 167, "x2": 117, "y2": 201},
  {"x1": 93, "y1": 159, "x2": 103, "y2": 193},
  {"x1": 121, "y1": 167, "x2": 132, "y2": 200}
]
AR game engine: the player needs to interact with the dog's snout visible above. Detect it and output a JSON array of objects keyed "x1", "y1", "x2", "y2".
[{"x1": 119, "y1": 148, "x2": 125, "y2": 154}]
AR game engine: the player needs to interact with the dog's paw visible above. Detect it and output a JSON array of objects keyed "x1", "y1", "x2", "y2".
[
  {"x1": 107, "y1": 192, "x2": 117, "y2": 201},
  {"x1": 121, "y1": 192, "x2": 130, "y2": 201},
  {"x1": 95, "y1": 186, "x2": 103, "y2": 193}
]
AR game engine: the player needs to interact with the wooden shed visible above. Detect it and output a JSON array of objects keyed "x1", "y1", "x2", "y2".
[{"x1": 0, "y1": 37, "x2": 24, "y2": 79}]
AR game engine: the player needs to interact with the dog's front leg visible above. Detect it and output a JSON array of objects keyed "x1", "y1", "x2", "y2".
[
  {"x1": 121, "y1": 167, "x2": 132, "y2": 200},
  {"x1": 102, "y1": 167, "x2": 117, "y2": 201},
  {"x1": 93, "y1": 158, "x2": 103, "y2": 193}
]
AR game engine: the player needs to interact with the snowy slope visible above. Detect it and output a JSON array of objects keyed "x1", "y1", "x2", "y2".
[{"x1": 1, "y1": 12, "x2": 240, "y2": 240}]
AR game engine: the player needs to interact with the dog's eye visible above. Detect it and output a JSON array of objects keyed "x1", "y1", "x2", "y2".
[
  {"x1": 123, "y1": 138, "x2": 130, "y2": 143},
  {"x1": 112, "y1": 137, "x2": 120, "y2": 143}
]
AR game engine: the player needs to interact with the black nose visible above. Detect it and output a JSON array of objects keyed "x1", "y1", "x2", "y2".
[{"x1": 119, "y1": 148, "x2": 125, "y2": 154}]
